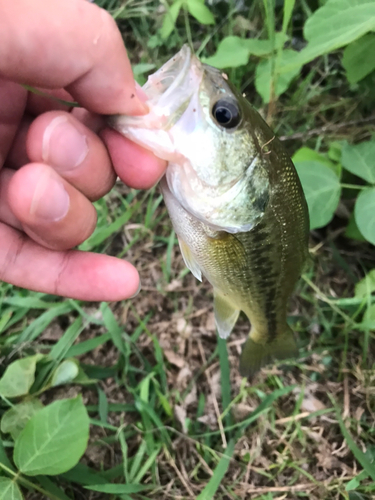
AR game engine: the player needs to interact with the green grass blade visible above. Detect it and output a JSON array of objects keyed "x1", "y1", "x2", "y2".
[
  {"x1": 18, "y1": 303, "x2": 73, "y2": 343},
  {"x1": 65, "y1": 333, "x2": 111, "y2": 358},
  {"x1": 49, "y1": 317, "x2": 83, "y2": 362},
  {"x1": 100, "y1": 303, "x2": 127, "y2": 356},
  {"x1": 196, "y1": 439, "x2": 235, "y2": 500},
  {"x1": 35, "y1": 476, "x2": 72, "y2": 500},
  {"x1": 61, "y1": 463, "x2": 108, "y2": 486},
  {"x1": 334, "y1": 404, "x2": 375, "y2": 482},
  {"x1": 217, "y1": 335, "x2": 232, "y2": 428}
]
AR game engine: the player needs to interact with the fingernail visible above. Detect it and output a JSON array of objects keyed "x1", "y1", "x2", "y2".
[
  {"x1": 30, "y1": 171, "x2": 70, "y2": 222},
  {"x1": 42, "y1": 116, "x2": 89, "y2": 170},
  {"x1": 129, "y1": 279, "x2": 142, "y2": 298}
]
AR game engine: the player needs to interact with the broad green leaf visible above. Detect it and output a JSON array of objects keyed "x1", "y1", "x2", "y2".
[
  {"x1": 355, "y1": 269, "x2": 375, "y2": 297},
  {"x1": 292, "y1": 147, "x2": 341, "y2": 177},
  {"x1": 0, "y1": 477, "x2": 23, "y2": 500},
  {"x1": 1, "y1": 399, "x2": 43, "y2": 440},
  {"x1": 186, "y1": 0, "x2": 214, "y2": 25},
  {"x1": 196, "y1": 440, "x2": 235, "y2": 500},
  {"x1": 342, "y1": 33, "x2": 375, "y2": 83},
  {"x1": 85, "y1": 484, "x2": 155, "y2": 494},
  {"x1": 160, "y1": 0, "x2": 183, "y2": 39},
  {"x1": 345, "y1": 212, "x2": 367, "y2": 241},
  {"x1": 279, "y1": 0, "x2": 375, "y2": 74},
  {"x1": 133, "y1": 63, "x2": 156, "y2": 76},
  {"x1": 0, "y1": 438, "x2": 14, "y2": 471},
  {"x1": 51, "y1": 359, "x2": 80, "y2": 387},
  {"x1": 14, "y1": 396, "x2": 89, "y2": 476},
  {"x1": 203, "y1": 34, "x2": 285, "y2": 69},
  {"x1": 354, "y1": 187, "x2": 375, "y2": 244},
  {"x1": 255, "y1": 49, "x2": 302, "y2": 103},
  {"x1": 295, "y1": 161, "x2": 341, "y2": 229},
  {"x1": 341, "y1": 140, "x2": 375, "y2": 183},
  {"x1": 0, "y1": 354, "x2": 44, "y2": 398},
  {"x1": 328, "y1": 141, "x2": 344, "y2": 164}
]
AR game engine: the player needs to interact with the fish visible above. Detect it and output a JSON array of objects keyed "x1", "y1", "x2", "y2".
[{"x1": 109, "y1": 45, "x2": 309, "y2": 378}]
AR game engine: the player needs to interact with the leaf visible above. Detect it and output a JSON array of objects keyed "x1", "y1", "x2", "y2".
[
  {"x1": 51, "y1": 359, "x2": 80, "y2": 387},
  {"x1": 0, "y1": 477, "x2": 23, "y2": 500},
  {"x1": 292, "y1": 147, "x2": 341, "y2": 177},
  {"x1": 335, "y1": 405, "x2": 375, "y2": 482},
  {"x1": 362, "y1": 304, "x2": 375, "y2": 329},
  {"x1": 354, "y1": 187, "x2": 375, "y2": 244},
  {"x1": 196, "y1": 440, "x2": 235, "y2": 500},
  {"x1": 0, "y1": 438, "x2": 14, "y2": 471},
  {"x1": 355, "y1": 269, "x2": 375, "y2": 297},
  {"x1": 1, "y1": 399, "x2": 43, "y2": 440},
  {"x1": 160, "y1": 0, "x2": 183, "y2": 39},
  {"x1": 279, "y1": 0, "x2": 375, "y2": 74},
  {"x1": 0, "y1": 354, "x2": 44, "y2": 398},
  {"x1": 14, "y1": 396, "x2": 89, "y2": 476},
  {"x1": 295, "y1": 161, "x2": 341, "y2": 229},
  {"x1": 255, "y1": 49, "x2": 302, "y2": 103},
  {"x1": 85, "y1": 484, "x2": 155, "y2": 494},
  {"x1": 345, "y1": 212, "x2": 367, "y2": 241},
  {"x1": 345, "y1": 470, "x2": 368, "y2": 491},
  {"x1": 186, "y1": 0, "x2": 214, "y2": 25},
  {"x1": 133, "y1": 63, "x2": 156, "y2": 76},
  {"x1": 349, "y1": 492, "x2": 368, "y2": 500},
  {"x1": 341, "y1": 140, "x2": 375, "y2": 183},
  {"x1": 203, "y1": 34, "x2": 285, "y2": 69},
  {"x1": 342, "y1": 33, "x2": 375, "y2": 83}
]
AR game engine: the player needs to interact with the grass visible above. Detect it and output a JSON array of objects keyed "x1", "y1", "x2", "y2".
[{"x1": 1, "y1": 1, "x2": 375, "y2": 499}]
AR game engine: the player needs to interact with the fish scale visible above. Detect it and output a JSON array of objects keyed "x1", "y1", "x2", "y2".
[{"x1": 110, "y1": 45, "x2": 309, "y2": 378}]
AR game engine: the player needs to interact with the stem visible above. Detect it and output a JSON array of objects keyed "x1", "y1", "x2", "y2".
[
  {"x1": 183, "y1": 4, "x2": 193, "y2": 51},
  {"x1": 0, "y1": 462, "x2": 65, "y2": 500},
  {"x1": 340, "y1": 183, "x2": 366, "y2": 190},
  {"x1": 22, "y1": 85, "x2": 79, "y2": 108}
]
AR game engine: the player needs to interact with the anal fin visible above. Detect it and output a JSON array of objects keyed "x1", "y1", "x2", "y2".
[
  {"x1": 214, "y1": 291, "x2": 240, "y2": 339},
  {"x1": 178, "y1": 237, "x2": 202, "y2": 282}
]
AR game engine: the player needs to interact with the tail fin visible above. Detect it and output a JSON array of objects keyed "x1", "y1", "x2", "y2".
[{"x1": 239, "y1": 326, "x2": 298, "y2": 380}]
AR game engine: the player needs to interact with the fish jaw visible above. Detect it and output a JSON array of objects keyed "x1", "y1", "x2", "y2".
[{"x1": 108, "y1": 45, "x2": 204, "y2": 162}]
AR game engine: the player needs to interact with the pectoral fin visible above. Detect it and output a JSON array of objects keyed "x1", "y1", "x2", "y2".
[
  {"x1": 178, "y1": 237, "x2": 202, "y2": 282},
  {"x1": 214, "y1": 291, "x2": 240, "y2": 339}
]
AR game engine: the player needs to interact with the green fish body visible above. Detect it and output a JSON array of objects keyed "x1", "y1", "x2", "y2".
[{"x1": 110, "y1": 45, "x2": 309, "y2": 378}]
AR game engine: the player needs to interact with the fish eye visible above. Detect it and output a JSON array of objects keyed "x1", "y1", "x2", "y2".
[{"x1": 212, "y1": 98, "x2": 241, "y2": 129}]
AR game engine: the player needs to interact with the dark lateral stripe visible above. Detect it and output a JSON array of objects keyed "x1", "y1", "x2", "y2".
[{"x1": 264, "y1": 285, "x2": 278, "y2": 342}]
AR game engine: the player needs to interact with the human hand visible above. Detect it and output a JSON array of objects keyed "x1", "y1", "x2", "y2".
[{"x1": 0, "y1": 0, "x2": 166, "y2": 301}]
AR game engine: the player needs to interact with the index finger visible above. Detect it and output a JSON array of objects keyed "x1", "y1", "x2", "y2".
[{"x1": 0, "y1": 0, "x2": 147, "y2": 115}]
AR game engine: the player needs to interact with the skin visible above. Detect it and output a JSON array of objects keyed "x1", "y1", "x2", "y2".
[{"x1": 0, "y1": 0, "x2": 167, "y2": 301}]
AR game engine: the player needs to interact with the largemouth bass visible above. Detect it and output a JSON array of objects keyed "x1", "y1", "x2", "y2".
[{"x1": 109, "y1": 45, "x2": 309, "y2": 378}]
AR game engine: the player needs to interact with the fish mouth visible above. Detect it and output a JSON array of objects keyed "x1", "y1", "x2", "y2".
[
  {"x1": 109, "y1": 45, "x2": 203, "y2": 132},
  {"x1": 144, "y1": 45, "x2": 195, "y2": 108}
]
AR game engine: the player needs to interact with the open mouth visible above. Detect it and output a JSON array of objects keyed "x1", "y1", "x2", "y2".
[
  {"x1": 109, "y1": 45, "x2": 203, "y2": 132},
  {"x1": 144, "y1": 45, "x2": 194, "y2": 106}
]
